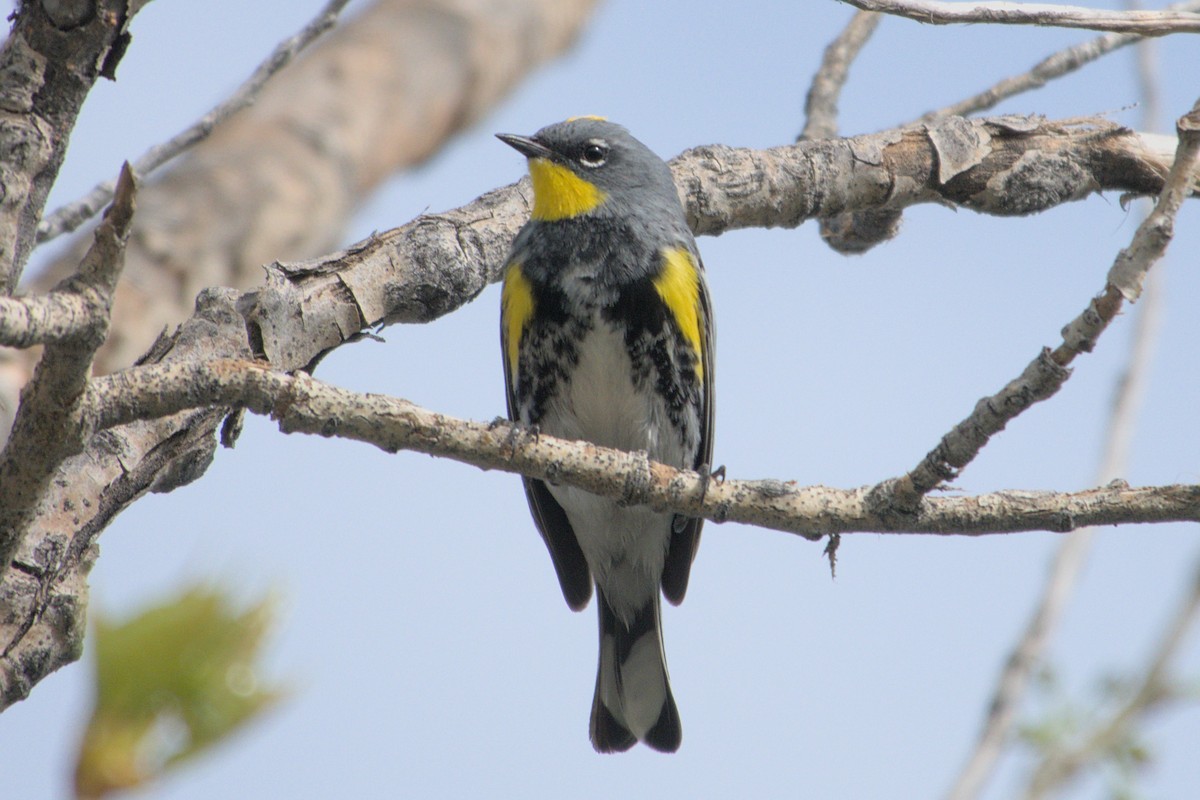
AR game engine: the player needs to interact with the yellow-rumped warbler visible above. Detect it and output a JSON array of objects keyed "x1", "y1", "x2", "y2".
[{"x1": 497, "y1": 118, "x2": 714, "y2": 753}]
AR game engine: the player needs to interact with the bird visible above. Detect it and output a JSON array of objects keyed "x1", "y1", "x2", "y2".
[{"x1": 497, "y1": 117, "x2": 714, "y2": 753}]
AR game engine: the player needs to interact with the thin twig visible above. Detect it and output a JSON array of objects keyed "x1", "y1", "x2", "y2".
[
  {"x1": 944, "y1": 50, "x2": 1169, "y2": 797},
  {"x1": 1103, "y1": 0, "x2": 1163, "y2": 482},
  {"x1": 801, "y1": 10, "x2": 881, "y2": 140},
  {"x1": 945, "y1": 197, "x2": 1164, "y2": 800},
  {"x1": 877, "y1": 98, "x2": 1200, "y2": 513},
  {"x1": 1029, "y1": 18, "x2": 1169, "y2": 794},
  {"x1": 838, "y1": 0, "x2": 1200, "y2": 35},
  {"x1": 35, "y1": 0, "x2": 353, "y2": 246},
  {"x1": 919, "y1": 0, "x2": 1200, "y2": 122}
]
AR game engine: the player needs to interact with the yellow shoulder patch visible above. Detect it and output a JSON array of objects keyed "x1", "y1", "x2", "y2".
[
  {"x1": 654, "y1": 248, "x2": 705, "y2": 380},
  {"x1": 501, "y1": 262, "x2": 535, "y2": 378},
  {"x1": 527, "y1": 158, "x2": 607, "y2": 221}
]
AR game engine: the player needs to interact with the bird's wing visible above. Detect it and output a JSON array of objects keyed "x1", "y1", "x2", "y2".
[
  {"x1": 661, "y1": 247, "x2": 714, "y2": 605},
  {"x1": 501, "y1": 262, "x2": 593, "y2": 611}
]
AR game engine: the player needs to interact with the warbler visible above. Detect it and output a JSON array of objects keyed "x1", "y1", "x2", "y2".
[{"x1": 497, "y1": 118, "x2": 714, "y2": 753}]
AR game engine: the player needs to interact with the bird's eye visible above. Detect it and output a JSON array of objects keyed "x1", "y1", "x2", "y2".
[{"x1": 579, "y1": 140, "x2": 608, "y2": 167}]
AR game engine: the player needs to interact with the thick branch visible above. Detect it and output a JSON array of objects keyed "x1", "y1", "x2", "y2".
[
  {"x1": 1, "y1": 0, "x2": 599, "y2": 395},
  {"x1": 799, "y1": 10, "x2": 902, "y2": 255},
  {"x1": 681, "y1": 116, "x2": 1188, "y2": 236},
  {"x1": 243, "y1": 115, "x2": 1196, "y2": 377},
  {"x1": 0, "y1": 0, "x2": 599, "y2": 713},
  {"x1": 0, "y1": 0, "x2": 143, "y2": 292},
  {"x1": 839, "y1": 0, "x2": 1200, "y2": 35},
  {"x1": 0, "y1": 165, "x2": 135, "y2": 579}
]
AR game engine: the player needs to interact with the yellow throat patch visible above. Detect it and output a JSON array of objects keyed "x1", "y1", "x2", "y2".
[
  {"x1": 527, "y1": 158, "x2": 606, "y2": 221},
  {"x1": 653, "y1": 248, "x2": 705, "y2": 380}
]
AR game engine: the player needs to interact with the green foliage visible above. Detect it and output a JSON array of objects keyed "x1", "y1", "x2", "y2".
[
  {"x1": 73, "y1": 586, "x2": 282, "y2": 798},
  {"x1": 1018, "y1": 665, "x2": 1170, "y2": 800}
]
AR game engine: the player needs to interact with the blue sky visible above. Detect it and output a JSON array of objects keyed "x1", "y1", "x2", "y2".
[{"x1": 2, "y1": 1, "x2": 1198, "y2": 798}]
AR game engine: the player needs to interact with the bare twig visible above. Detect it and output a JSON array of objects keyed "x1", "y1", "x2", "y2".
[
  {"x1": 1103, "y1": 115, "x2": 1200, "y2": 302},
  {"x1": 801, "y1": 11, "x2": 881, "y2": 140},
  {"x1": 919, "y1": 0, "x2": 1200, "y2": 122},
  {"x1": 35, "y1": 0, "x2": 354, "y2": 245},
  {"x1": 838, "y1": 0, "x2": 1200, "y2": 35},
  {"x1": 876, "y1": 99, "x2": 1200, "y2": 513},
  {"x1": 945, "y1": 229, "x2": 1163, "y2": 800},
  {"x1": 944, "y1": 21, "x2": 1174, "y2": 800},
  {"x1": 0, "y1": 165, "x2": 136, "y2": 580}
]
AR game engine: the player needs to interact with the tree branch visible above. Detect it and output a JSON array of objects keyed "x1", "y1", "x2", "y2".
[
  {"x1": 943, "y1": 71, "x2": 1171, "y2": 798},
  {"x1": 682, "y1": 116, "x2": 1188, "y2": 236},
  {"x1": 0, "y1": 0, "x2": 600, "y2": 404},
  {"x1": 827, "y1": 0, "x2": 1200, "y2": 254},
  {"x1": 85, "y1": 358, "x2": 1200, "y2": 539},
  {"x1": 838, "y1": 0, "x2": 1200, "y2": 35},
  {"x1": 35, "y1": 0, "x2": 354, "y2": 246},
  {"x1": 874, "y1": 100, "x2": 1200, "y2": 513},
  {"x1": 0, "y1": 0, "x2": 145, "y2": 292},
  {"x1": 0, "y1": 165, "x2": 136, "y2": 581},
  {"x1": 799, "y1": 10, "x2": 903, "y2": 254},
  {"x1": 1, "y1": 112, "x2": 1196, "y2": 710},
  {"x1": 801, "y1": 11, "x2": 881, "y2": 141},
  {"x1": 919, "y1": 0, "x2": 1200, "y2": 122}
]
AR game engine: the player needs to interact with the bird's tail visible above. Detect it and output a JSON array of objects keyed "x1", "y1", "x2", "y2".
[{"x1": 590, "y1": 589, "x2": 681, "y2": 753}]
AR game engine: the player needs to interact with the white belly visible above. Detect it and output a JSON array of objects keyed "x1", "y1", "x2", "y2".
[{"x1": 539, "y1": 320, "x2": 683, "y2": 621}]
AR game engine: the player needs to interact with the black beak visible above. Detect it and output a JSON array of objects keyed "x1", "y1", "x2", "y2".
[{"x1": 496, "y1": 133, "x2": 553, "y2": 160}]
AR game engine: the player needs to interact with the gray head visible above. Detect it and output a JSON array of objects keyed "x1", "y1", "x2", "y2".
[{"x1": 496, "y1": 118, "x2": 682, "y2": 223}]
